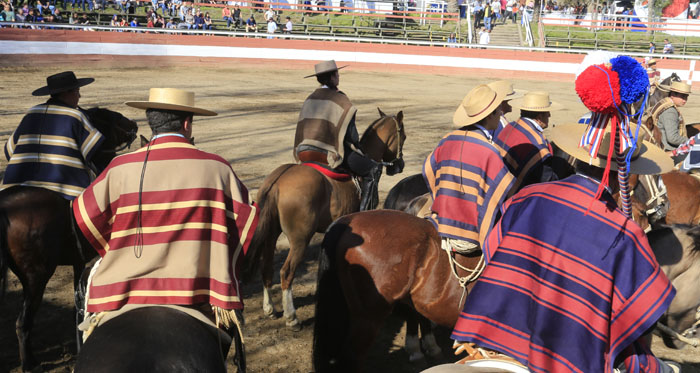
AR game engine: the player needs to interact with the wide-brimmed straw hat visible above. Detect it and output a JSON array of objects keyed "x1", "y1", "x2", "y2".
[
  {"x1": 304, "y1": 60, "x2": 347, "y2": 78},
  {"x1": 32, "y1": 71, "x2": 94, "y2": 96},
  {"x1": 550, "y1": 124, "x2": 673, "y2": 175},
  {"x1": 487, "y1": 80, "x2": 525, "y2": 101},
  {"x1": 670, "y1": 81, "x2": 692, "y2": 95},
  {"x1": 125, "y1": 88, "x2": 217, "y2": 116},
  {"x1": 453, "y1": 84, "x2": 505, "y2": 128},
  {"x1": 511, "y1": 91, "x2": 563, "y2": 112},
  {"x1": 647, "y1": 58, "x2": 658, "y2": 66}
]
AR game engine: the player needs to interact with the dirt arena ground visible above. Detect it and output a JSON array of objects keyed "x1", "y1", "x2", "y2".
[{"x1": 1, "y1": 65, "x2": 700, "y2": 372}]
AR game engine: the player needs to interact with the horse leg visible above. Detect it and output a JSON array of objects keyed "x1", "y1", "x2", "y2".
[
  {"x1": 419, "y1": 317, "x2": 442, "y2": 359},
  {"x1": 14, "y1": 267, "x2": 51, "y2": 371},
  {"x1": 279, "y1": 231, "x2": 312, "y2": 330},
  {"x1": 404, "y1": 310, "x2": 425, "y2": 362},
  {"x1": 261, "y1": 240, "x2": 276, "y2": 318}
]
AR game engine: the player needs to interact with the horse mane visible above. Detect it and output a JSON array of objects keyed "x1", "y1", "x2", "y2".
[
  {"x1": 360, "y1": 115, "x2": 387, "y2": 140},
  {"x1": 679, "y1": 224, "x2": 700, "y2": 256}
]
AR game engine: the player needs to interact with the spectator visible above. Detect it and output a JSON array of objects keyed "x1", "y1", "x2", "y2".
[
  {"x1": 3, "y1": 4, "x2": 16, "y2": 22},
  {"x1": 165, "y1": 17, "x2": 176, "y2": 28},
  {"x1": 245, "y1": 13, "x2": 256, "y2": 32},
  {"x1": 473, "y1": 1, "x2": 483, "y2": 28},
  {"x1": 663, "y1": 38, "x2": 674, "y2": 54},
  {"x1": 169, "y1": 0, "x2": 181, "y2": 17},
  {"x1": 203, "y1": 11, "x2": 212, "y2": 29},
  {"x1": 222, "y1": 5, "x2": 233, "y2": 28},
  {"x1": 447, "y1": 32, "x2": 457, "y2": 47},
  {"x1": 146, "y1": 15, "x2": 154, "y2": 27},
  {"x1": 129, "y1": 17, "x2": 138, "y2": 27},
  {"x1": 53, "y1": 8, "x2": 63, "y2": 21},
  {"x1": 154, "y1": 15, "x2": 164, "y2": 27},
  {"x1": 483, "y1": 2, "x2": 492, "y2": 30},
  {"x1": 232, "y1": 5, "x2": 241, "y2": 27},
  {"x1": 490, "y1": 0, "x2": 500, "y2": 23},
  {"x1": 118, "y1": 16, "x2": 127, "y2": 27},
  {"x1": 264, "y1": 6, "x2": 274, "y2": 22},
  {"x1": 266, "y1": 18, "x2": 276, "y2": 38},
  {"x1": 479, "y1": 27, "x2": 490, "y2": 45},
  {"x1": 284, "y1": 15, "x2": 292, "y2": 33},
  {"x1": 193, "y1": 11, "x2": 204, "y2": 29},
  {"x1": 184, "y1": 8, "x2": 194, "y2": 28},
  {"x1": 110, "y1": 13, "x2": 118, "y2": 26},
  {"x1": 649, "y1": 41, "x2": 656, "y2": 53}
]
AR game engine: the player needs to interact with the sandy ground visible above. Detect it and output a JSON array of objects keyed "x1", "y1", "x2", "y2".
[{"x1": 1, "y1": 65, "x2": 700, "y2": 372}]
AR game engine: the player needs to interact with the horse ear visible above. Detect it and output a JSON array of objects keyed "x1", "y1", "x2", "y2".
[
  {"x1": 140, "y1": 135, "x2": 149, "y2": 148},
  {"x1": 396, "y1": 110, "x2": 403, "y2": 125},
  {"x1": 377, "y1": 107, "x2": 386, "y2": 117},
  {"x1": 685, "y1": 224, "x2": 700, "y2": 248}
]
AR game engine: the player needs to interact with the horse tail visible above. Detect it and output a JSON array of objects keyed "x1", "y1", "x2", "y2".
[
  {"x1": 313, "y1": 219, "x2": 351, "y2": 372},
  {"x1": 241, "y1": 164, "x2": 293, "y2": 283}
]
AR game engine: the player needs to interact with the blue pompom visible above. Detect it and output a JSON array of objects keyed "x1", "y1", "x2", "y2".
[{"x1": 610, "y1": 56, "x2": 649, "y2": 104}]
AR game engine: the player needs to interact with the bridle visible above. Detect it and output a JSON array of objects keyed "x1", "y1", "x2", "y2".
[
  {"x1": 376, "y1": 115, "x2": 404, "y2": 168},
  {"x1": 101, "y1": 125, "x2": 138, "y2": 154}
]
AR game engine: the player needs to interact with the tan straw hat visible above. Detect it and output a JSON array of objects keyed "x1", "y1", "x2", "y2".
[
  {"x1": 453, "y1": 84, "x2": 505, "y2": 128},
  {"x1": 487, "y1": 80, "x2": 525, "y2": 101},
  {"x1": 647, "y1": 58, "x2": 657, "y2": 66},
  {"x1": 549, "y1": 124, "x2": 672, "y2": 175},
  {"x1": 669, "y1": 81, "x2": 691, "y2": 95},
  {"x1": 511, "y1": 91, "x2": 563, "y2": 112},
  {"x1": 125, "y1": 88, "x2": 217, "y2": 116},
  {"x1": 304, "y1": 60, "x2": 347, "y2": 78}
]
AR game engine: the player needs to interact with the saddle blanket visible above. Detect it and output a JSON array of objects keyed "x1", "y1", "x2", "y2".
[{"x1": 301, "y1": 162, "x2": 351, "y2": 181}]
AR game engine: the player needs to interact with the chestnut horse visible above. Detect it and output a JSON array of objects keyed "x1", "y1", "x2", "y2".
[
  {"x1": 0, "y1": 108, "x2": 137, "y2": 372},
  {"x1": 314, "y1": 212, "x2": 700, "y2": 372},
  {"x1": 243, "y1": 109, "x2": 406, "y2": 329}
]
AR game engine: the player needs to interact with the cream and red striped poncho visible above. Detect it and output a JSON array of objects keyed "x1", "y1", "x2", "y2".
[{"x1": 73, "y1": 135, "x2": 258, "y2": 313}]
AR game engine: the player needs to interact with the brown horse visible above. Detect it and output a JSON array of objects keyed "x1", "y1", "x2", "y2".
[
  {"x1": 313, "y1": 211, "x2": 700, "y2": 372},
  {"x1": 313, "y1": 210, "x2": 480, "y2": 372},
  {"x1": 0, "y1": 108, "x2": 137, "y2": 372},
  {"x1": 243, "y1": 109, "x2": 406, "y2": 329}
]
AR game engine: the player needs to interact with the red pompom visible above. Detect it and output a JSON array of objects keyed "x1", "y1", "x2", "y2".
[{"x1": 575, "y1": 64, "x2": 621, "y2": 114}]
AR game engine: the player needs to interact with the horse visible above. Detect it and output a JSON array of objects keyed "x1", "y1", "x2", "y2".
[
  {"x1": 383, "y1": 173, "x2": 427, "y2": 211},
  {"x1": 0, "y1": 107, "x2": 137, "y2": 372},
  {"x1": 632, "y1": 73, "x2": 681, "y2": 117},
  {"x1": 242, "y1": 108, "x2": 406, "y2": 330},
  {"x1": 313, "y1": 211, "x2": 700, "y2": 372},
  {"x1": 313, "y1": 210, "x2": 479, "y2": 372},
  {"x1": 73, "y1": 306, "x2": 243, "y2": 373},
  {"x1": 647, "y1": 224, "x2": 700, "y2": 350}
]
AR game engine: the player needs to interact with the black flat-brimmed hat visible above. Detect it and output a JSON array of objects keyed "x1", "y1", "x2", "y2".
[
  {"x1": 32, "y1": 71, "x2": 95, "y2": 96},
  {"x1": 304, "y1": 60, "x2": 347, "y2": 78}
]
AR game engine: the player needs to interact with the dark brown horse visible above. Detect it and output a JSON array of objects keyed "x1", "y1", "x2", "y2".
[
  {"x1": 314, "y1": 211, "x2": 700, "y2": 372},
  {"x1": 243, "y1": 109, "x2": 406, "y2": 330},
  {"x1": 0, "y1": 108, "x2": 137, "y2": 372}
]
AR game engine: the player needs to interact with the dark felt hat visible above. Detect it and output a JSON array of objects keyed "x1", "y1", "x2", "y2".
[{"x1": 32, "y1": 71, "x2": 94, "y2": 96}]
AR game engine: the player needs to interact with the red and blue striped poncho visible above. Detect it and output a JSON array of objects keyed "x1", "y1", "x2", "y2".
[
  {"x1": 494, "y1": 117, "x2": 553, "y2": 193},
  {"x1": 452, "y1": 175, "x2": 675, "y2": 373},
  {"x1": 2, "y1": 100, "x2": 104, "y2": 200},
  {"x1": 423, "y1": 129, "x2": 514, "y2": 248}
]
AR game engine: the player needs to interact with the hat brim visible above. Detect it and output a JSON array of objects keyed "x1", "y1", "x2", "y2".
[
  {"x1": 304, "y1": 65, "x2": 347, "y2": 78},
  {"x1": 125, "y1": 101, "x2": 218, "y2": 116},
  {"x1": 670, "y1": 87, "x2": 691, "y2": 95},
  {"x1": 453, "y1": 89, "x2": 506, "y2": 128},
  {"x1": 31, "y1": 77, "x2": 94, "y2": 96},
  {"x1": 550, "y1": 124, "x2": 673, "y2": 175},
  {"x1": 503, "y1": 88, "x2": 526, "y2": 101},
  {"x1": 511, "y1": 99, "x2": 564, "y2": 112}
]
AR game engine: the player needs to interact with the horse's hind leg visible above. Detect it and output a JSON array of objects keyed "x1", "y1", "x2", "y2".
[
  {"x1": 404, "y1": 309, "x2": 425, "y2": 362},
  {"x1": 13, "y1": 267, "x2": 52, "y2": 371},
  {"x1": 419, "y1": 316, "x2": 442, "y2": 358},
  {"x1": 261, "y1": 249, "x2": 277, "y2": 319},
  {"x1": 279, "y1": 229, "x2": 314, "y2": 330}
]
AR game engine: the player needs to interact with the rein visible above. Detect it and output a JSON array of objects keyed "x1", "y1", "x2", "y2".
[
  {"x1": 367, "y1": 115, "x2": 403, "y2": 167},
  {"x1": 656, "y1": 307, "x2": 700, "y2": 348},
  {"x1": 101, "y1": 128, "x2": 138, "y2": 154}
]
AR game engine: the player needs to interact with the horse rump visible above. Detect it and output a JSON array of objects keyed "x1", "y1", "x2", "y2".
[
  {"x1": 383, "y1": 173, "x2": 428, "y2": 211},
  {"x1": 313, "y1": 218, "x2": 354, "y2": 372},
  {"x1": 75, "y1": 307, "x2": 230, "y2": 373}
]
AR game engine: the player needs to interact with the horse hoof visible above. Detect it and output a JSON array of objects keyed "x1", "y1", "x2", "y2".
[
  {"x1": 286, "y1": 318, "x2": 302, "y2": 331},
  {"x1": 266, "y1": 311, "x2": 279, "y2": 320},
  {"x1": 408, "y1": 351, "x2": 426, "y2": 363}
]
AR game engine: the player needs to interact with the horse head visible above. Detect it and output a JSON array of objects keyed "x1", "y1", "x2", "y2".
[
  {"x1": 84, "y1": 107, "x2": 138, "y2": 172},
  {"x1": 648, "y1": 224, "x2": 700, "y2": 349},
  {"x1": 359, "y1": 108, "x2": 406, "y2": 176}
]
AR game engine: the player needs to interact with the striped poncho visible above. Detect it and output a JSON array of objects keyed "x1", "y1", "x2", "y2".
[
  {"x1": 3, "y1": 100, "x2": 104, "y2": 200},
  {"x1": 423, "y1": 128, "x2": 514, "y2": 248},
  {"x1": 73, "y1": 135, "x2": 258, "y2": 312},
  {"x1": 494, "y1": 117, "x2": 553, "y2": 193},
  {"x1": 452, "y1": 175, "x2": 675, "y2": 373}
]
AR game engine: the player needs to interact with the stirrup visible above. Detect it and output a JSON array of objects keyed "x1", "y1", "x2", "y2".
[{"x1": 453, "y1": 341, "x2": 527, "y2": 370}]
